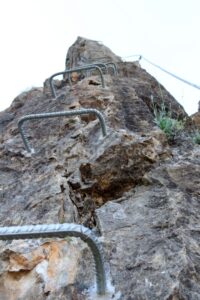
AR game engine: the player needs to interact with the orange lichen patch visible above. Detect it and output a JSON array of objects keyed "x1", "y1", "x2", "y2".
[
  {"x1": 43, "y1": 241, "x2": 62, "y2": 278},
  {"x1": 8, "y1": 249, "x2": 46, "y2": 272},
  {"x1": 40, "y1": 241, "x2": 81, "y2": 293},
  {"x1": 0, "y1": 240, "x2": 82, "y2": 298},
  {"x1": 1, "y1": 269, "x2": 40, "y2": 300},
  {"x1": 71, "y1": 72, "x2": 79, "y2": 82}
]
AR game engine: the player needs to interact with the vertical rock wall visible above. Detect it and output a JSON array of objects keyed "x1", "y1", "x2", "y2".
[{"x1": 0, "y1": 37, "x2": 199, "y2": 299}]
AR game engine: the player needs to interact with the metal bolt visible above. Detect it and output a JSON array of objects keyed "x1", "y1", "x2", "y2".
[
  {"x1": 0, "y1": 223, "x2": 106, "y2": 295},
  {"x1": 18, "y1": 108, "x2": 107, "y2": 153}
]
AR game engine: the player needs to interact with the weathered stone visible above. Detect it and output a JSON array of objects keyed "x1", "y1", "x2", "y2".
[
  {"x1": 0, "y1": 37, "x2": 199, "y2": 299},
  {"x1": 0, "y1": 112, "x2": 14, "y2": 135},
  {"x1": 65, "y1": 36, "x2": 122, "y2": 69},
  {"x1": 76, "y1": 131, "x2": 170, "y2": 203},
  {"x1": 191, "y1": 112, "x2": 200, "y2": 129},
  {"x1": 96, "y1": 158, "x2": 200, "y2": 299},
  {"x1": 0, "y1": 239, "x2": 89, "y2": 300}
]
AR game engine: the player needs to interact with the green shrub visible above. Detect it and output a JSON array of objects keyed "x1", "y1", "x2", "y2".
[
  {"x1": 152, "y1": 100, "x2": 184, "y2": 139},
  {"x1": 193, "y1": 131, "x2": 200, "y2": 144}
]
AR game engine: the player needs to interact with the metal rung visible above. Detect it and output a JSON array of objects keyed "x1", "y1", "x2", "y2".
[
  {"x1": 84, "y1": 63, "x2": 108, "y2": 72},
  {"x1": 105, "y1": 62, "x2": 117, "y2": 75},
  {"x1": 49, "y1": 65, "x2": 105, "y2": 98},
  {"x1": 0, "y1": 223, "x2": 106, "y2": 295},
  {"x1": 81, "y1": 61, "x2": 117, "y2": 75},
  {"x1": 18, "y1": 108, "x2": 107, "y2": 153},
  {"x1": 74, "y1": 63, "x2": 108, "y2": 78},
  {"x1": 86, "y1": 59, "x2": 117, "y2": 75}
]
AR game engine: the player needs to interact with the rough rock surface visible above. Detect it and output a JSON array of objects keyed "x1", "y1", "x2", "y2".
[
  {"x1": 0, "y1": 37, "x2": 199, "y2": 299},
  {"x1": 192, "y1": 112, "x2": 200, "y2": 129},
  {"x1": 65, "y1": 36, "x2": 122, "y2": 69}
]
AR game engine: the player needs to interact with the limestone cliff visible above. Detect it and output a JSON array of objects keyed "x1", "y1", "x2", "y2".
[{"x1": 0, "y1": 37, "x2": 200, "y2": 300}]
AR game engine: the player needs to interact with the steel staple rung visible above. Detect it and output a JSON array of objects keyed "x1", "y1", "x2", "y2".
[
  {"x1": 105, "y1": 62, "x2": 117, "y2": 75},
  {"x1": 49, "y1": 65, "x2": 105, "y2": 98},
  {"x1": 88, "y1": 62, "x2": 117, "y2": 75},
  {"x1": 81, "y1": 62, "x2": 117, "y2": 74},
  {"x1": 75, "y1": 63, "x2": 108, "y2": 78},
  {"x1": 0, "y1": 223, "x2": 107, "y2": 295},
  {"x1": 85, "y1": 62, "x2": 117, "y2": 75},
  {"x1": 88, "y1": 63, "x2": 108, "y2": 74},
  {"x1": 18, "y1": 108, "x2": 107, "y2": 153}
]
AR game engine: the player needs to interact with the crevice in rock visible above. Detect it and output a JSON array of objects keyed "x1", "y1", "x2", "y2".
[
  {"x1": 166, "y1": 288, "x2": 185, "y2": 300},
  {"x1": 44, "y1": 291, "x2": 50, "y2": 297},
  {"x1": 60, "y1": 184, "x2": 65, "y2": 193},
  {"x1": 6, "y1": 270, "x2": 31, "y2": 280},
  {"x1": 67, "y1": 184, "x2": 96, "y2": 228},
  {"x1": 88, "y1": 79, "x2": 100, "y2": 86}
]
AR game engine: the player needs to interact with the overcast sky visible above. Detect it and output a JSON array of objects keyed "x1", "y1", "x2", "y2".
[{"x1": 0, "y1": 0, "x2": 199, "y2": 115}]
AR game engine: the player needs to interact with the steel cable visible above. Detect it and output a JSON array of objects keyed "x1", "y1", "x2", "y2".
[{"x1": 122, "y1": 54, "x2": 200, "y2": 91}]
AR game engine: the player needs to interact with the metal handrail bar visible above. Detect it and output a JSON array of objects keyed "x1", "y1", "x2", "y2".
[
  {"x1": 91, "y1": 63, "x2": 108, "y2": 73},
  {"x1": 105, "y1": 62, "x2": 117, "y2": 75},
  {"x1": 49, "y1": 65, "x2": 105, "y2": 98},
  {"x1": 86, "y1": 58, "x2": 117, "y2": 73},
  {"x1": 0, "y1": 223, "x2": 106, "y2": 295},
  {"x1": 85, "y1": 62, "x2": 117, "y2": 75},
  {"x1": 78, "y1": 63, "x2": 108, "y2": 78},
  {"x1": 18, "y1": 108, "x2": 107, "y2": 153},
  {"x1": 86, "y1": 61, "x2": 117, "y2": 75}
]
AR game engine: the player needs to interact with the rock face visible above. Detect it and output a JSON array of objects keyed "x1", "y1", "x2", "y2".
[
  {"x1": 0, "y1": 37, "x2": 199, "y2": 299},
  {"x1": 192, "y1": 112, "x2": 200, "y2": 129},
  {"x1": 65, "y1": 36, "x2": 122, "y2": 69}
]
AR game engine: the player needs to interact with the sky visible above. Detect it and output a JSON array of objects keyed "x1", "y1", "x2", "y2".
[{"x1": 0, "y1": 0, "x2": 199, "y2": 115}]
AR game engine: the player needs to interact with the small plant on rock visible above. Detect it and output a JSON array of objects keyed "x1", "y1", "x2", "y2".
[
  {"x1": 152, "y1": 100, "x2": 184, "y2": 140},
  {"x1": 193, "y1": 131, "x2": 200, "y2": 144}
]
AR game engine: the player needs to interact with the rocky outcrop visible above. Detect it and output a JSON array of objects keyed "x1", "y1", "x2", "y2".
[
  {"x1": 0, "y1": 37, "x2": 199, "y2": 299},
  {"x1": 65, "y1": 36, "x2": 122, "y2": 69},
  {"x1": 192, "y1": 112, "x2": 200, "y2": 129}
]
